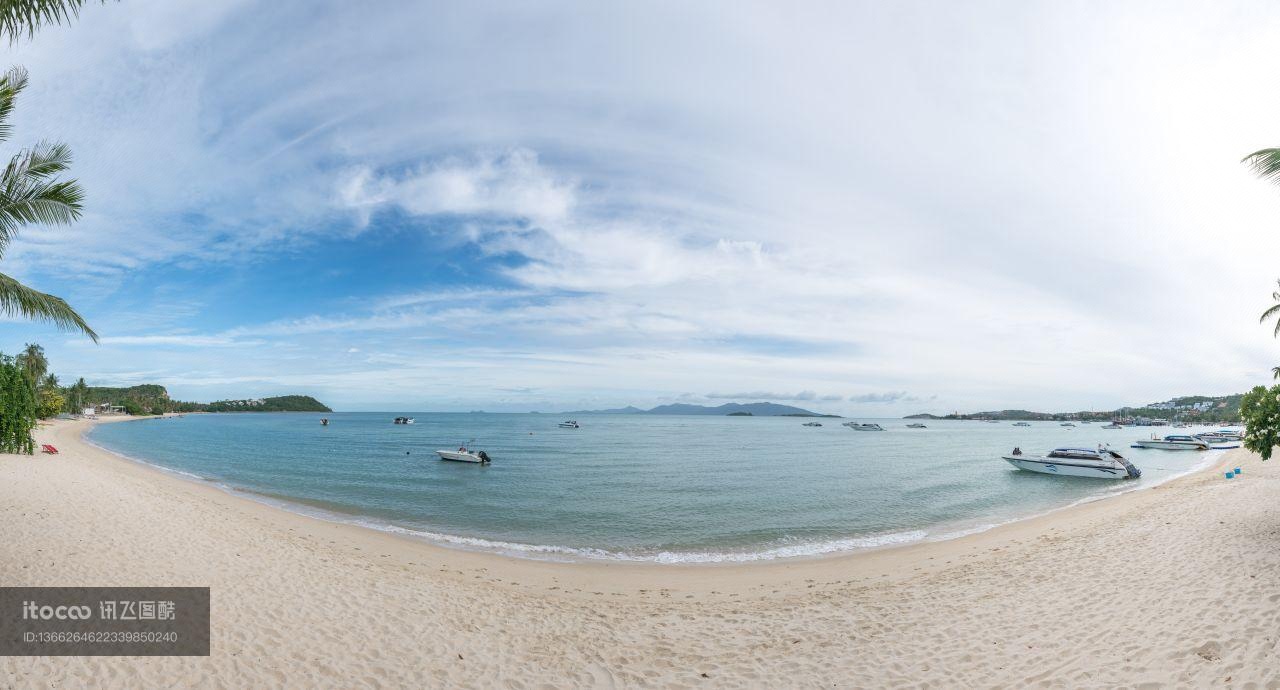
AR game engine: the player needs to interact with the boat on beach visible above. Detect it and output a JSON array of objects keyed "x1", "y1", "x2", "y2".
[
  {"x1": 1002, "y1": 446, "x2": 1142, "y2": 479},
  {"x1": 843, "y1": 422, "x2": 885, "y2": 431},
  {"x1": 1131, "y1": 434, "x2": 1210, "y2": 450}
]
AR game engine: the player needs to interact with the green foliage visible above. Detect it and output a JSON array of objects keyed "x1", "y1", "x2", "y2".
[
  {"x1": 205, "y1": 395, "x2": 331, "y2": 413},
  {"x1": 35, "y1": 384, "x2": 60, "y2": 418},
  {"x1": 1240, "y1": 385, "x2": 1280, "y2": 460},
  {"x1": 0, "y1": 66, "x2": 95, "y2": 340},
  {"x1": 0, "y1": 0, "x2": 105, "y2": 44},
  {"x1": 120, "y1": 399, "x2": 142, "y2": 416},
  {"x1": 0, "y1": 352, "x2": 35, "y2": 453}
]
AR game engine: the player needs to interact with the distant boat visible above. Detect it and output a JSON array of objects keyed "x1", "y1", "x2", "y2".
[
  {"x1": 802, "y1": 421, "x2": 823, "y2": 427},
  {"x1": 1060, "y1": 422, "x2": 1075, "y2": 427},
  {"x1": 437, "y1": 442, "x2": 491, "y2": 463},
  {"x1": 905, "y1": 423, "x2": 927, "y2": 429},
  {"x1": 1102, "y1": 422, "x2": 1122, "y2": 429},
  {"x1": 843, "y1": 422, "x2": 885, "y2": 431},
  {"x1": 320, "y1": 418, "x2": 329, "y2": 426},
  {"x1": 1002, "y1": 446, "x2": 1141, "y2": 479},
  {"x1": 393, "y1": 416, "x2": 415, "y2": 425},
  {"x1": 558, "y1": 420, "x2": 580, "y2": 429},
  {"x1": 1012, "y1": 421, "x2": 1031, "y2": 427},
  {"x1": 1131, "y1": 434, "x2": 1209, "y2": 450}
]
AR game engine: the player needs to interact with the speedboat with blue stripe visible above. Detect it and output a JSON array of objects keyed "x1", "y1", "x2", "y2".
[
  {"x1": 1002, "y1": 446, "x2": 1141, "y2": 479},
  {"x1": 1131, "y1": 434, "x2": 1209, "y2": 450}
]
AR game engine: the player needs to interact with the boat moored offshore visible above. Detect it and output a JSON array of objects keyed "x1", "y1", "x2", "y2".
[
  {"x1": 1130, "y1": 434, "x2": 1210, "y2": 451},
  {"x1": 843, "y1": 422, "x2": 885, "y2": 431},
  {"x1": 436, "y1": 445, "x2": 491, "y2": 463}
]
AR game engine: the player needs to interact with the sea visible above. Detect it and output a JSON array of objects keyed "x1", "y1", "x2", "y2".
[{"x1": 86, "y1": 413, "x2": 1231, "y2": 564}]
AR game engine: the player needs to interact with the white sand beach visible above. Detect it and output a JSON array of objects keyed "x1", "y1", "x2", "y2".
[{"x1": 2, "y1": 417, "x2": 1278, "y2": 687}]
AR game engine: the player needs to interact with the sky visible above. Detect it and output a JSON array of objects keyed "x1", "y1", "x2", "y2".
[{"x1": 0, "y1": 0, "x2": 1279, "y2": 414}]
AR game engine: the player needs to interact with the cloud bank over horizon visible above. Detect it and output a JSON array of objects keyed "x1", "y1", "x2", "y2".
[{"x1": 0, "y1": 1, "x2": 1278, "y2": 413}]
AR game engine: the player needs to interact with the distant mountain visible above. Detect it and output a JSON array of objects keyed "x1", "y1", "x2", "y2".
[
  {"x1": 558, "y1": 406, "x2": 646, "y2": 415},
  {"x1": 903, "y1": 413, "x2": 943, "y2": 419}
]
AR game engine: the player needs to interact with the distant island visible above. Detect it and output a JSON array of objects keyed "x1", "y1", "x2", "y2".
[
  {"x1": 557, "y1": 402, "x2": 840, "y2": 417},
  {"x1": 72, "y1": 384, "x2": 330, "y2": 415},
  {"x1": 908, "y1": 393, "x2": 1243, "y2": 424},
  {"x1": 205, "y1": 395, "x2": 332, "y2": 413}
]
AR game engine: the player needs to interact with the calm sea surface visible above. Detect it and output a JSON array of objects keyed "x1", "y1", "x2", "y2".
[{"x1": 87, "y1": 413, "x2": 1228, "y2": 563}]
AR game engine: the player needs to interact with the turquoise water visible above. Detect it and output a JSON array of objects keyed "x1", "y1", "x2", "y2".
[{"x1": 87, "y1": 414, "x2": 1226, "y2": 562}]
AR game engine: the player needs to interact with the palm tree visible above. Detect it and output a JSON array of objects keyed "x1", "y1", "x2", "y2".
[
  {"x1": 0, "y1": 66, "x2": 96, "y2": 340},
  {"x1": 0, "y1": 1, "x2": 103, "y2": 43},
  {"x1": 15, "y1": 340, "x2": 44, "y2": 393},
  {"x1": 1260, "y1": 279, "x2": 1280, "y2": 337}
]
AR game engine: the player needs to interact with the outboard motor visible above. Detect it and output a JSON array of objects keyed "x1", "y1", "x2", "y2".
[
  {"x1": 1116, "y1": 454, "x2": 1141, "y2": 479},
  {"x1": 477, "y1": 451, "x2": 491, "y2": 464}
]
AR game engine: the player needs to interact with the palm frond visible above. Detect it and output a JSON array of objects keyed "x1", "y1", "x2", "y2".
[
  {"x1": 0, "y1": 271, "x2": 95, "y2": 341},
  {"x1": 1242, "y1": 148, "x2": 1280, "y2": 186},
  {"x1": 0, "y1": 142, "x2": 83, "y2": 256},
  {"x1": 0, "y1": 65, "x2": 27, "y2": 144},
  {"x1": 1260, "y1": 302, "x2": 1280, "y2": 324},
  {"x1": 0, "y1": 1, "x2": 103, "y2": 44}
]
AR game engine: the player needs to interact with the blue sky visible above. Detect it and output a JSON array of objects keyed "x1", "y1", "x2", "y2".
[{"x1": 0, "y1": 0, "x2": 1279, "y2": 413}]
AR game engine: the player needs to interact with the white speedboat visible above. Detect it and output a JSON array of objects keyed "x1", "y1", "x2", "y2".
[
  {"x1": 905, "y1": 423, "x2": 927, "y2": 429},
  {"x1": 843, "y1": 422, "x2": 885, "y2": 431},
  {"x1": 1003, "y1": 446, "x2": 1141, "y2": 479},
  {"x1": 393, "y1": 416, "x2": 415, "y2": 424},
  {"x1": 1196, "y1": 429, "x2": 1242, "y2": 443},
  {"x1": 1131, "y1": 434, "x2": 1209, "y2": 450},
  {"x1": 1012, "y1": 421, "x2": 1031, "y2": 427},
  {"x1": 558, "y1": 420, "x2": 580, "y2": 429},
  {"x1": 437, "y1": 446, "x2": 491, "y2": 463}
]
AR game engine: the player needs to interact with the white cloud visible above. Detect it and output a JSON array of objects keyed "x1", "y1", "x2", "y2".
[{"x1": 8, "y1": 1, "x2": 1280, "y2": 411}]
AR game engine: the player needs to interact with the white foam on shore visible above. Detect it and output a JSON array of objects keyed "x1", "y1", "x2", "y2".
[{"x1": 82, "y1": 426, "x2": 1235, "y2": 565}]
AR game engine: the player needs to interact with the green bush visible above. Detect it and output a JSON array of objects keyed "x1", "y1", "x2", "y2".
[
  {"x1": 0, "y1": 355, "x2": 36, "y2": 454},
  {"x1": 1240, "y1": 385, "x2": 1280, "y2": 460}
]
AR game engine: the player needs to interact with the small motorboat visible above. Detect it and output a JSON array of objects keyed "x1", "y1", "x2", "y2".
[
  {"x1": 1012, "y1": 421, "x2": 1031, "y2": 427},
  {"x1": 1003, "y1": 446, "x2": 1141, "y2": 479},
  {"x1": 1130, "y1": 434, "x2": 1209, "y2": 450},
  {"x1": 320, "y1": 418, "x2": 329, "y2": 426},
  {"x1": 905, "y1": 423, "x2": 927, "y2": 429},
  {"x1": 393, "y1": 416, "x2": 415, "y2": 425},
  {"x1": 437, "y1": 445, "x2": 491, "y2": 463},
  {"x1": 802, "y1": 421, "x2": 823, "y2": 427},
  {"x1": 1102, "y1": 422, "x2": 1122, "y2": 429},
  {"x1": 558, "y1": 420, "x2": 580, "y2": 429},
  {"x1": 843, "y1": 422, "x2": 885, "y2": 431},
  {"x1": 1060, "y1": 422, "x2": 1076, "y2": 427}
]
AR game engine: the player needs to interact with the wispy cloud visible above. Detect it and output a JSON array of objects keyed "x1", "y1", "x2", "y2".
[{"x1": 2, "y1": 1, "x2": 1276, "y2": 411}]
